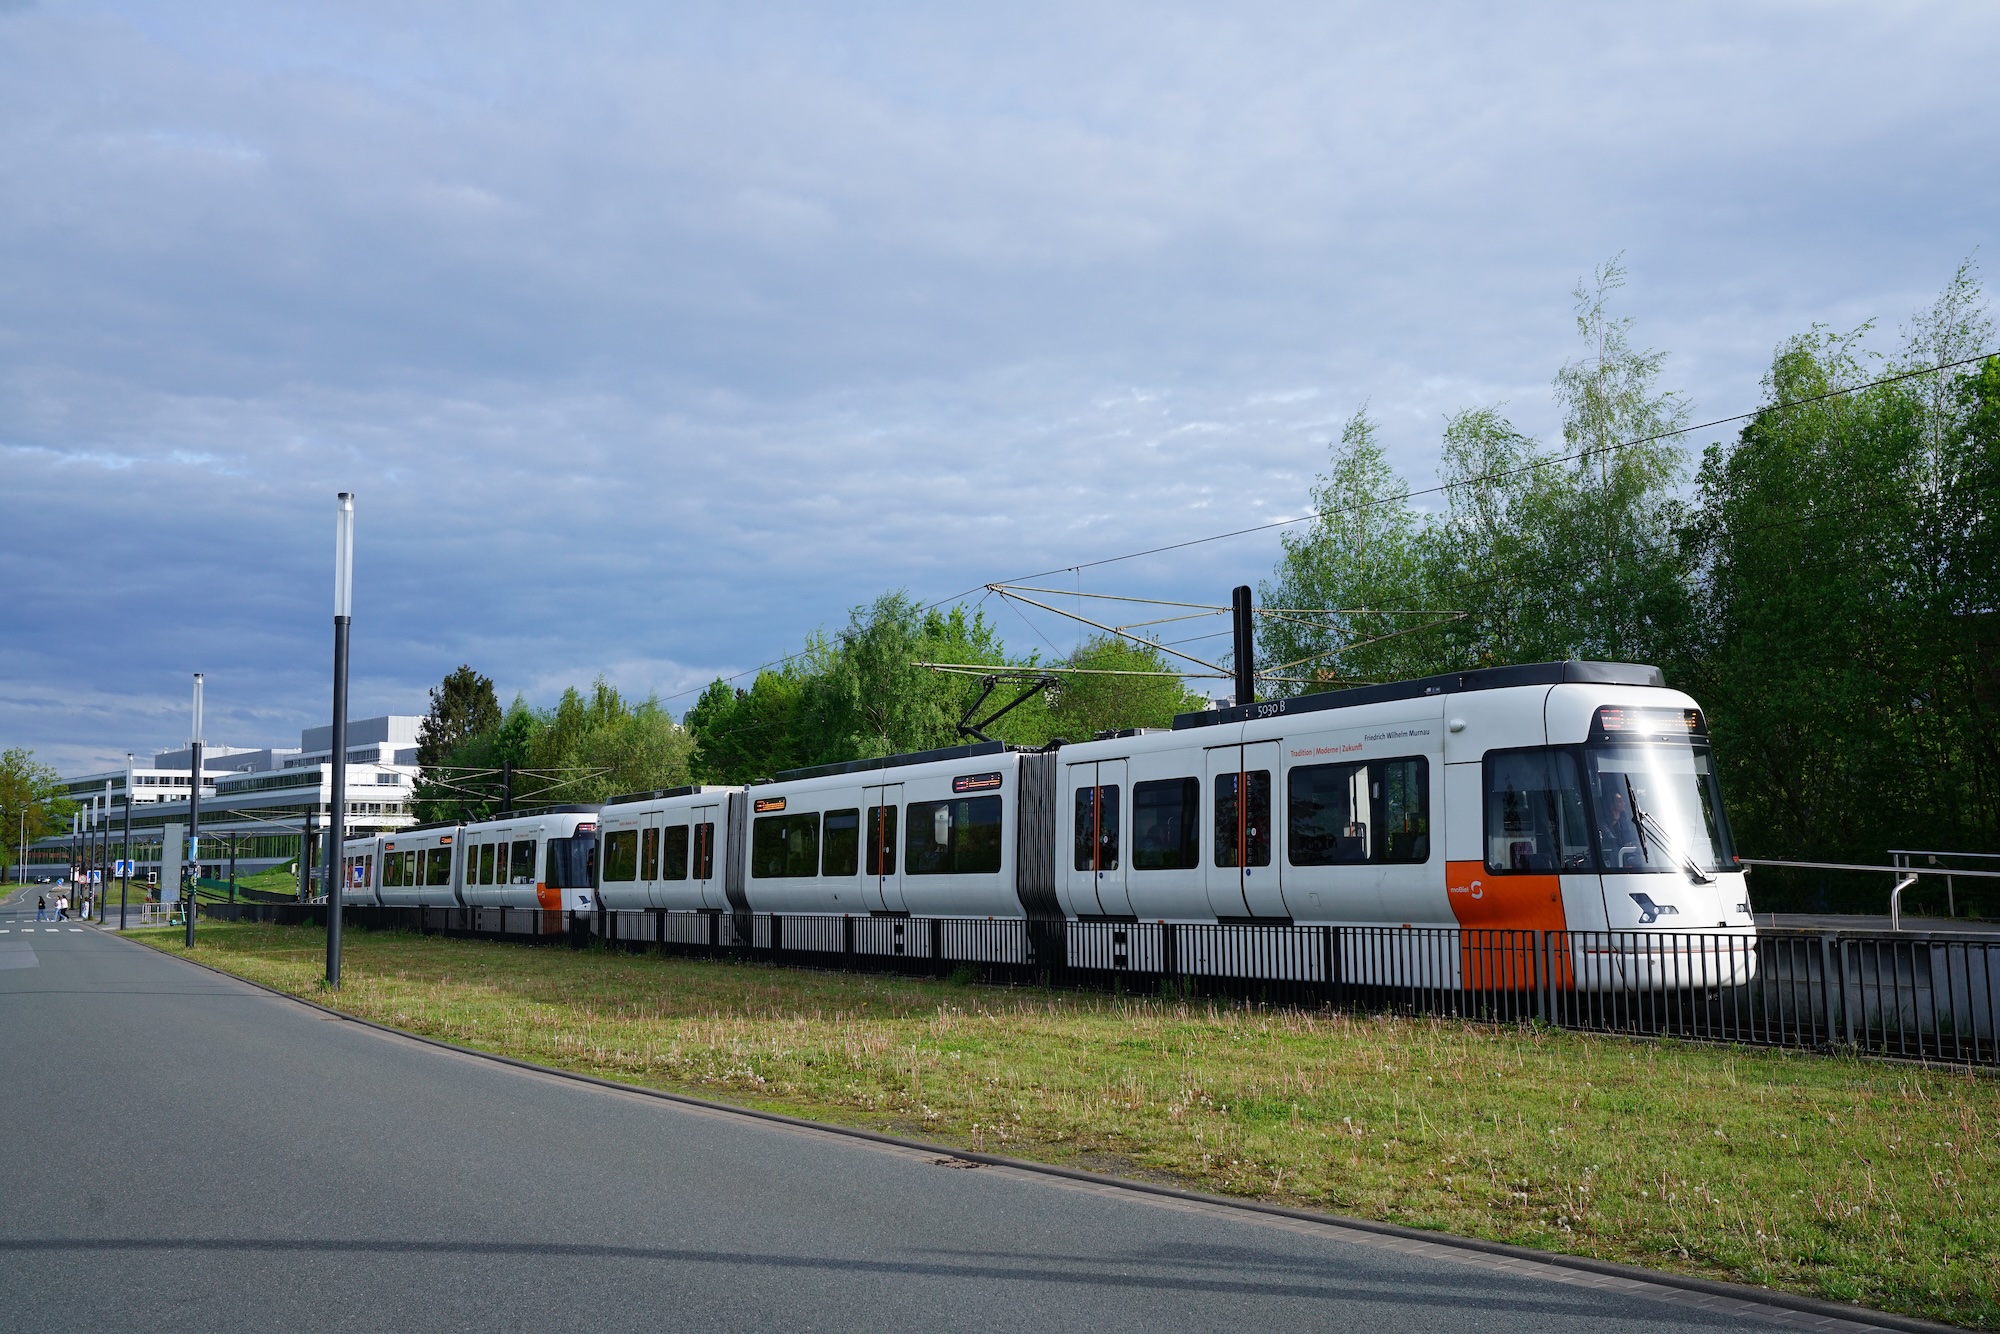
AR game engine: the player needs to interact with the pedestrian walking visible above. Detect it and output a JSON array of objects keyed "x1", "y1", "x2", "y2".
[
  {"x1": 55, "y1": 894, "x2": 68, "y2": 921},
  {"x1": 35, "y1": 895, "x2": 46, "y2": 921}
]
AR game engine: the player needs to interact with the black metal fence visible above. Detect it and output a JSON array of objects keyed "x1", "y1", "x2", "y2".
[{"x1": 196, "y1": 903, "x2": 2000, "y2": 1067}]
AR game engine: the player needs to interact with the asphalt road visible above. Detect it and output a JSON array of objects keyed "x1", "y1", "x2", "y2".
[{"x1": 0, "y1": 886, "x2": 1903, "y2": 1333}]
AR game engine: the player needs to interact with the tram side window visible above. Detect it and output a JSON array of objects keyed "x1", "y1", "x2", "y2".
[
  {"x1": 906, "y1": 796, "x2": 1003, "y2": 875},
  {"x1": 426, "y1": 848, "x2": 453, "y2": 886},
  {"x1": 694, "y1": 822, "x2": 715, "y2": 879},
  {"x1": 1132, "y1": 777, "x2": 1200, "y2": 870},
  {"x1": 1288, "y1": 758, "x2": 1431, "y2": 867},
  {"x1": 383, "y1": 853, "x2": 404, "y2": 888},
  {"x1": 1378, "y1": 758, "x2": 1429, "y2": 864},
  {"x1": 1073, "y1": 785, "x2": 1120, "y2": 872},
  {"x1": 865, "y1": 806, "x2": 898, "y2": 877},
  {"x1": 1484, "y1": 749, "x2": 1593, "y2": 874},
  {"x1": 1213, "y1": 770, "x2": 1272, "y2": 868},
  {"x1": 823, "y1": 809, "x2": 860, "y2": 877},
  {"x1": 752, "y1": 812, "x2": 821, "y2": 878},
  {"x1": 659, "y1": 825, "x2": 690, "y2": 880},
  {"x1": 604, "y1": 829, "x2": 639, "y2": 882},
  {"x1": 510, "y1": 840, "x2": 536, "y2": 885},
  {"x1": 640, "y1": 828, "x2": 659, "y2": 881},
  {"x1": 1288, "y1": 761, "x2": 1370, "y2": 864}
]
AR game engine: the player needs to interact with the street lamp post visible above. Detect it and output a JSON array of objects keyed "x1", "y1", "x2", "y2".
[
  {"x1": 96, "y1": 787, "x2": 108, "y2": 919},
  {"x1": 121, "y1": 754, "x2": 132, "y2": 930},
  {"x1": 82, "y1": 801, "x2": 91, "y2": 918},
  {"x1": 97, "y1": 784, "x2": 110, "y2": 919},
  {"x1": 186, "y1": 674, "x2": 204, "y2": 947},
  {"x1": 327, "y1": 493, "x2": 354, "y2": 987}
]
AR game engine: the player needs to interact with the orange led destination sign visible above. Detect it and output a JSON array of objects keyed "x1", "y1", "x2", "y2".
[{"x1": 754, "y1": 797, "x2": 787, "y2": 813}]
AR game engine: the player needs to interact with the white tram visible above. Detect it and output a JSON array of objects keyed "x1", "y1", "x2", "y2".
[
  {"x1": 343, "y1": 660, "x2": 1755, "y2": 987},
  {"x1": 343, "y1": 805, "x2": 601, "y2": 913}
]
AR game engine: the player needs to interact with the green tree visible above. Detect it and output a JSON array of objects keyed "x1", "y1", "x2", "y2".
[
  {"x1": 795, "y1": 594, "x2": 1031, "y2": 761},
  {"x1": 526, "y1": 679, "x2": 695, "y2": 803},
  {"x1": 414, "y1": 665, "x2": 502, "y2": 821},
  {"x1": 0, "y1": 748, "x2": 74, "y2": 877},
  {"x1": 685, "y1": 668, "x2": 809, "y2": 784},
  {"x1": 684, "y1": 593, "x2": 1225, "y2": 778},
  {"x1": 1685, "y1": 263, "x2": 1999, "y2": 901},
  {"x1": 1265, "y1": 260, "x2": 1694, "y2": 687},
  {"x1": 1047, "y1": 636, "x2": 1209, "y2": 739},
  {"x1": 1260, "y1": 407, "x2": 1440, "y2": 691},
  {"x1": 1426, "y1": 259, "x2": 1694, "y2": 668}
]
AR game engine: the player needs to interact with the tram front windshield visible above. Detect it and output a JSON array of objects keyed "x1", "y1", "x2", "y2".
[
  {"x1": 545, "y1": 832, "x2": 598, "y2": 889},
  {"x1": 1585, "y1": 738, "x2": 1734, "y2": 875}
]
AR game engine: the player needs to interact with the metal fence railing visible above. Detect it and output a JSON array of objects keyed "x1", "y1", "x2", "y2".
[{"x1": 192, "y1": 904, "x2": 2000, "y2": 1067}]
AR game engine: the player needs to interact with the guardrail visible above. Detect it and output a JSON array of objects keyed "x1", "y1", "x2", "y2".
[
  {"x1": 194, "y1": 904, "x2": 2000, "y2": 1067},
  {"x1": 1741, "y1": 858, "x2": 2000, "y2": 929},
  {"x1": 100, "y1": 902, "x2": 193, "y2": 929}
]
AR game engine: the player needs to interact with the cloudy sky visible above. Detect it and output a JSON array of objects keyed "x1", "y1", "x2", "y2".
[{"x1": 3, "y1": 0, "x2": 1995, "y2": 771}]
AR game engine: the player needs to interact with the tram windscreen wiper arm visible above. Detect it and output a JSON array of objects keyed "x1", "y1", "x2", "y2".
[{"x1": 1634, "y1": 805, "x2": 1713, "y2": 884}]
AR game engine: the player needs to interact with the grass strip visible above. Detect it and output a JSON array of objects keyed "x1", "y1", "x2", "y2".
[{"x1": 138, "y1": 921, "x2": 1998, "y2": 1328}]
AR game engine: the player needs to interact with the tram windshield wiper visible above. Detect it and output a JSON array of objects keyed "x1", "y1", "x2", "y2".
[{"x1": 1633, "y1": 803, "x2": 1713, "y2": 885}]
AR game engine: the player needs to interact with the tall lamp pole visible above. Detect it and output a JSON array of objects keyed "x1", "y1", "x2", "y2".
[
  {"x1": 327, "y1": 492, "x2": 354, "y2": 987},
  {"x1": 121, "y1": 754, "x2": 133, "y2": 930},
  {"x1": 98, "y1": 785, "x2": 111, "y2": 918},
  {"x1": 186, "y1": 673, "x2": 204, "y2": 946}
]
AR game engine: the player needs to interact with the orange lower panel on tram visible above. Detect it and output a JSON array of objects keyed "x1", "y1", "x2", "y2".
[{"x1": 1445, "y1": 860, "x2": 1572, "y2": 991}]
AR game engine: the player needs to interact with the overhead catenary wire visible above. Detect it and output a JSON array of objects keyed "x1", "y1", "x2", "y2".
[{"x1": 657, "y1": 348, "x2": 1998, "y2": 706}]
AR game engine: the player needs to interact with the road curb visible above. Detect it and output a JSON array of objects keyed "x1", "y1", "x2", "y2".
[{"x1": 110, "y1": 925, "x2": 1968, "y2": 1334}]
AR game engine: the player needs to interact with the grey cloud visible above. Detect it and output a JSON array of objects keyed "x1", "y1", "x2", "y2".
[{"x1": 3, "y1": 0, "x2": 1996, "y2": 768}]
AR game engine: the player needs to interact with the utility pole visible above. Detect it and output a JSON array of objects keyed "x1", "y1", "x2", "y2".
[
  {"x1": 501, "y1": 761, "x2": 513, "y2": 816},
  {"x1": 327, "y1": 492, "x2": 354, "y2": 987},
  {"x1": 1231, "y1": 584, "x2": 1256, "y2": 709},
  {"x1": 186, "y1": 674, "x2": 203, "y2": 947},
  {"x1": 121, "y1": 754, "x2": 132, "y2": 930}
]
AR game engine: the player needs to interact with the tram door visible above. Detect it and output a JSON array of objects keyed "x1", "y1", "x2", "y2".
[
  {"x1": 1204, "y1": 742, "x2": 1286, "y2": 919},
  {"x1": 690, "y1": 803, "x2": 724, "y2": 910},
  {"x1": 1065, "y1": 760, "x2": 1129, "y2": 916},
  {"x1": 862, "y1": 784, "x2": 905, "y2": 914}
]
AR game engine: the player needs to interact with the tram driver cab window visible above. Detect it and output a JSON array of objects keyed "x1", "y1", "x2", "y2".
[{"x1": 1484, "y1": 749, "x2": 1593, "y2": 874}]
